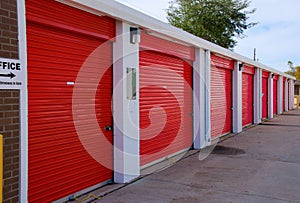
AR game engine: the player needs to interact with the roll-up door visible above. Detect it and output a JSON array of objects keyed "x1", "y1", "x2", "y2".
[
  {"x1": 242, "y1": 66, "x2": 255, "y2": 126},
  {"x1": 139, "y1": 32, "x2": 194, "y2": 167},
  {"x1": 262, "y1": 71, "x2": 269, "y2": 119},
  {"x1": 26, "y1": 1, "x2": 115, "y2": 202},
  {"x1": 288, "y1": 80, "x2": 291, "y2": 109},
  {"x1": 210, "y1": 55, "x2": 234, "y2": 139},
  {"x1": 273, "y1": 75, "x2": 279, "y2": 115},
  {"x1": 283, "y1": 77, "x2": 286, "y2": 111}
]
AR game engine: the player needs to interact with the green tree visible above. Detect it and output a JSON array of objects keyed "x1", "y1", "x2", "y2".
[
  {"x1": 286, "y1": 61, "x2": 296, "y2": 76},
  {"x1": 285, "y1": 61, "x2": 300, "y2": 79},
  {"x1": 166, "y1": 0, "x2": 257, "y2": 49}
]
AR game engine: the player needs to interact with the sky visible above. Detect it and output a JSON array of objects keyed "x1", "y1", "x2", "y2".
[{"x1": 116, "y1": 0, "x2": 300, "y2": 72}]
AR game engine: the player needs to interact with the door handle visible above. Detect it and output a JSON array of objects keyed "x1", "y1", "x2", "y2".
[{"x1": 104, "y1": 126, "x2": 113, "y2": 131}]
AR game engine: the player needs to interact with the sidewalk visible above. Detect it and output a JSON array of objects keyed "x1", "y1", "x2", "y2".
[{"x1": 89, "y1": 110, "x2": 300, "y2": 203}]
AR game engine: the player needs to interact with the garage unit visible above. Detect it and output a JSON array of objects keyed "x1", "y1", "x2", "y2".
[
  {"x1": 26, "y1": 1, "x2": 115, "y2": 202},
  {"x1": 210, "y1": 54, "x2": 234, "y2": 139},
  {"x1": 273, "y1": 75, "x2": 279, "y2": 115},
  {"x1": 139, "y1": 32, "x2": 194, "y2": 167},
  {"x1": 242, "y1": 65, "x2": 255, "y2": 126},
  {"x1": 283, "y1": 77, "x2": 286, "y2": 111},
  {"x1": 262, "y1": 71, "x2": 269, "y2": 119}
]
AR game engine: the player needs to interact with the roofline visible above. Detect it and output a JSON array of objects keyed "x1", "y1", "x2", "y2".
[{"x1": 59, "y1": 0, "x2": 295, "y2": 80}]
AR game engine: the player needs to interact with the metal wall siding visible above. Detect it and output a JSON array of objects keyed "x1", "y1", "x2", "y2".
[
  {"x1": 210, "y1": 56, "x2": 233, "y2": 139},
  {"x1": 242, "y1": 66, "x2": 254, "y2": 126},
  {"x1": 262, "y1": 71, "x2": 269, "y2": 119},
  {"x1": 26, "y1": 1, "x2": 114, "y2": 202},
  {"x1": 273, "y1": 76, "x2": 278, "y2": 115},
  {"x1": 139, "y1": 51, "x2": 193, "y2": 166},
  {"x1": 140, "y1": 31, "x2": 195, "y2": 61},
  {"x1": 262, "y1": 71, "x2": 270, "y2": 78},
  {"x1": 26, "y1": 0, "x2": 115, "y2": 40},
  {"x1": 283, "y1": 77, "x2": 286, "y2": 110},
  {"x1": 243, "y1": 65, "x2": 255, "y2": 75},
  {"x1": 211, "y1": 54, "x2": 234, "y2": 70}
]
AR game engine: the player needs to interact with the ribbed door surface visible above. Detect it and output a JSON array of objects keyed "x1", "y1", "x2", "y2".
[
  {"x1": 283, "y1": 78, "x2": 286, "y2": 111},
  {"x1": 139, "y1": 51, "x2": 193, "y2": 167},
  {"x1": 273, "y1": 76, "x2": 278, "y2": 115},
  {"x1": 210, "y1": 55, "x2": 233, "y2": 139},
  {"x1": 26, "y1": 1, "x2": 115, "y2": 202},
  {"x1": 242, "y1": 66, "x2": 254, "y2": 126},
  {"x1": 262, "y1": 71, "x2": 269, "y2": 119},
  {"x1": 288, "y1": 82, "x2": 290, "y2": 109}
]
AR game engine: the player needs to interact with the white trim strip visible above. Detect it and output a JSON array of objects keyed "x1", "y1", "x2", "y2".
[{"x1": 17, "y1": 0, "x2": 28, "y2": 202}]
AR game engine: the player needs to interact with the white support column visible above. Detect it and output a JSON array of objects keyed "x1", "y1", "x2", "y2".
[
  {"x1": 285, "y1": 79, "x2": 289, "y2": 111},
  {"x1": 113, "y1": 21, "x2": 140, "y2": 183},
  {"x1": 204, "y1": 51, "x2": 211, "y2": 145},
  {"x1": 278, "y1": 76, "x2": 283, "y2": 114},
  {"x1": 289, "y1": 79, "x2": 295, "y2": 110},
  {"x1": 268, "y1": 73, "x2": 274, "y2": 119},
  {"x1": 232, "y1": 61, "x2": 243, "y2": 133},
  {"x1": 18, "y1": 0, "x2": 28, "y2": 202},
  {"x1": 193, "y1": 49, "x2": 211, "y2": 149},
  {"x1": 254, "y1": 68, "x2": 262, "y2": 124}
]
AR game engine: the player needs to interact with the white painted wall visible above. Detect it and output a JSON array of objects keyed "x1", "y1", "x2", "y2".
[
  {"x1": 113, "y1": 21, "x2": 140, "y2": 183},
  {"x1": 254, "y1": 68, "x2": 262, "y2": 124},
  {"x1": 232, "y1": 62, "x2": 242, "y2": 133},
  {"x1": 193, "y1": 49, "x2": 211, "y2": 149},
  {"x1": 17, "y1": 0, "x2": 28, "y2": 202}
]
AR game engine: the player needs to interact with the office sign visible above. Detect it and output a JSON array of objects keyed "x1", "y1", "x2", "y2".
[{"x1": 0, "y1": 58, "x2": 25, "y2": 89}]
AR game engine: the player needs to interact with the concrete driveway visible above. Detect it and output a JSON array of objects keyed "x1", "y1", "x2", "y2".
[{"x1": 75, "y1": 110, "x2": 300, "y2": 203}]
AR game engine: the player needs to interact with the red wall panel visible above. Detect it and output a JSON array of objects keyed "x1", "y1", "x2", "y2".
[
  {"x1": 140, "y1": 31, "x2": 195, "y2": 61},
  {"x1": 26, "y1": 1, "x2": 115, "y2": 202},
  {"x1": 242, "y1": 66, "x2": 254, "y2": 126},
  {"x1": 262, "y1": 71, "x2": 269, "y2": 119},
  {"x1": 210, "y1": 55, "x2": 233, "y2": 139},
  {"x1": 139, "y1": 51, "x2": 193, "y2": 166},
  {"x1": 273, "y1": 76, "x2": 278, "y2": 115}
]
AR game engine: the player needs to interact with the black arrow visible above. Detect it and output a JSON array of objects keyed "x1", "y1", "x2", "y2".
[{"x1": 0, "y1": 72, "x2": 16, "y2": 79}]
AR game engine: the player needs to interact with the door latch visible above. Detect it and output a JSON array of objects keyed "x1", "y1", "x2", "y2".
[{"x1": 104, "y1": 126, "x2": 113, "y2": 131}]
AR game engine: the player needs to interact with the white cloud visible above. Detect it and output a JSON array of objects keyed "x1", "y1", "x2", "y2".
[
  {"x1": 116, "y1": 0, "x2": 300, "y2": 72},
  {"x1": 235, "y1": 0, "x2": 300, "y2": 71}
]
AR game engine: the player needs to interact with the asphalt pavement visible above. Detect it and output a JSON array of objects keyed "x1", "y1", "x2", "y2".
[{"x1": 73, "y1": 110, "x2": 300, "y2": 203}]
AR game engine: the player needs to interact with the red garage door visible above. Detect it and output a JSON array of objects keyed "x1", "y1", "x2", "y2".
[
  {"x1": 242, "y1": 66, "x2": 255, "y2": 126},
  {"x1": 262, "y1": 71, "x2": 269, "y2": 119},
  {"x1": 273, "y1": 75, "x2": 278, "y2": 115},
  {"x1": 210, "y1": 55, "x2": 234, "y2": 139},
  {"x1": 139, "y1": 32, "x2": 194, "y2": 167},
  {"x1": 283, "y1": 77, "x2": 286, "y2": 111},
  {"x1": 26, "y1": 1, "x2": 115, "y2": 202},
  {"x1": 288, "y1": 80, "x2": 291, "y2": 110}
]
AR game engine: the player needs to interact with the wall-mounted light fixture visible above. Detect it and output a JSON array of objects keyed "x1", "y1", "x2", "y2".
[
  {"x1": 238, "y1": 63, "x2": 244, "y2": 71},
  {"x1": 271, "y1": 73, "x2": 275, "y2": 79},
  {"x1": 130, "y1": 27, "x2": 140, "y2": 44}
]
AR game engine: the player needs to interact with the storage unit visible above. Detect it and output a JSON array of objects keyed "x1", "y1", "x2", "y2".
[
  {"x1": 26, "y1": 1, "x2": 115, "y2": 202},
  {"x1": 262, "y1": 71, "x2": 269, "y2": 119},
  {"x1": 288, "y1": 80, "x2": 291, "y2": 109},
  {"x1": 139, "y1": 32, "x2": 194, "y2": 167},
  {"x1": 242, "y1": 65, "x2": 255, "y2": 126},
  {"x1": 273, "y1": 75, "x2": 278, "y2": 115},
  {"x1": 282, "y1": 78, "x2": 285, "y2": 111},
  {"x1": 210, "y1": 54, "x2": 234, "y2": 139}
]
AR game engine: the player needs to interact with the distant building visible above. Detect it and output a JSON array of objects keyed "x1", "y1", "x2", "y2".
[{"x1": 295, "y1": 80, "x2": 300, "y2": 95}]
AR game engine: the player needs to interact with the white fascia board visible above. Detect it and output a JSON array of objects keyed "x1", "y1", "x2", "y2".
[{"x1": 59, "y1": 0, "x2": 296, "y2": 80}]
